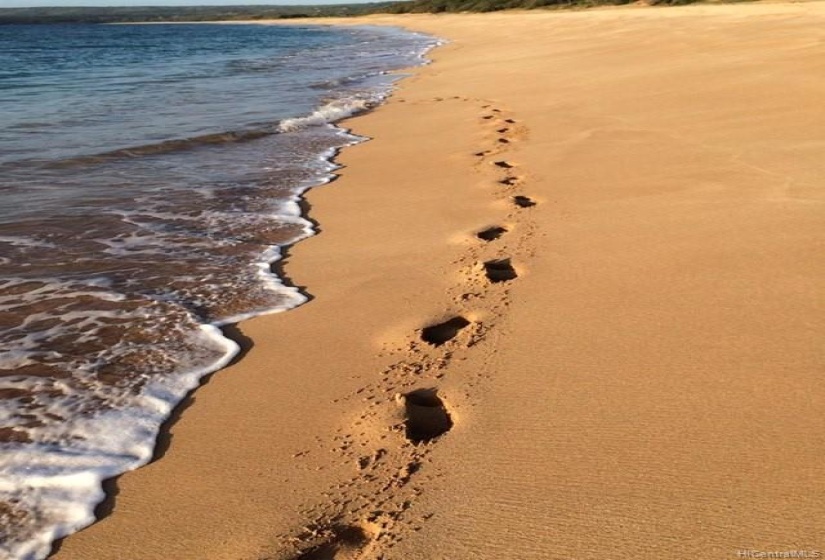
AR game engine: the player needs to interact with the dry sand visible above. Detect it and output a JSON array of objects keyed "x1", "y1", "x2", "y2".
[{"x1": 53, "y1": 3, "x2": 825, "y2": 559}]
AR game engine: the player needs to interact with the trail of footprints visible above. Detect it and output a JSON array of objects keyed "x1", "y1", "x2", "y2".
[{"x1": 273, "y1": 99, "x2": 538, "y2": 560}]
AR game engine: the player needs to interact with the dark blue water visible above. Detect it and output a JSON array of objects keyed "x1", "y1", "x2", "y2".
[
  {"x1": 1, "y1": 24, "x2": 408, "y2": 164},
  {"x1": 0, "y1": 22, "x2": 437, "y2": 560}
]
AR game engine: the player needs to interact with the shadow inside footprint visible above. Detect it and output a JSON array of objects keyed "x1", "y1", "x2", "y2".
[
  {"x1": 404, "y1": 388, "x2": 453, "y2": 444},
  {"x1": 476, "y1": 226, "x2": 508, "y2": 242},
  {"x1": 512, "y1": 195, "x2": 536, "y2": 208},
  {"x1": 295, "y1": 524, "x2": 371, "y2": 560},
  {"x1": 421, "y1": 316, "x2": 470, "y2": 346},
  {"x1": 483, "y1": 259, "x2": 518, "y2": 283},
  {"x1": 493, "y1": 160, "x2": 514, "y2": 169}
]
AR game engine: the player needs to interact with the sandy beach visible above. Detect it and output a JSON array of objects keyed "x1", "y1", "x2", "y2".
[{"x1": 51, "y1": 3, "x2": 825, "y2": 559}]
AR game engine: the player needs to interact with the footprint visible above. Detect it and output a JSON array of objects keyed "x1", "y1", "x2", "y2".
[
  {"x1": 496, "y1": 128, "x2": 510, "y2": 134},
  {"x1": 295, "y1": 523, "x2": 374, "y2": 560},
  {"x1": 483, "y1": 258, "x2": 518, "y2": 283},
  {"x1": 400, "y1": 388, "x2": 453, "y2": 444},
  {"x1": 420, "y1": 316, "x2": 471, "y2": 346},
  {"x1": 476, "y1": 226, "x2": 508, "y2": 242},
  {"x1": 493, "y1": 160, "x2": 514, "y2": 169},
  {"x1": 512, "y1": 195, "x2": 536, "y2": 208},
  {"x1": 497, "y1": 138, "x2": 510, "y2": 144},
  {"x1": 504, "y1": 118, "x2": 516, "y2": 124},
  {"x1": 394, "y1": 460, "x2": 421, "y2": 487},
  {"x1": 498, "y1": 177, "x2": 519, "y2": 186}
]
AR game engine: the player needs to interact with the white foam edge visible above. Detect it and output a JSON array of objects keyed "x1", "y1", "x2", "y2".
[
  {"x1": 275, "y1": 28, "x2": 443, "y2": 135},
  {"x1": 213, "y1": 125, "x2": 363, "y2": 326},
  {"x1": 1, "y1": 30, "x2": 441, "y2": 558},
  {"x1": 0, "y1": 322, "x2": 238, "y2": 560},
  {"x1": 277, "y1": 93, "x2": 385, "y2": 133}
]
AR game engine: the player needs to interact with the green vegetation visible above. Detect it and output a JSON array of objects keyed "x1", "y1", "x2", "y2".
[
  {"x1": 0, "y1": 0, "x2": 747, "y2": 24},
  {"x1": 384, "y1": 0, "x2": 713, "y2": 13},
  {"x1": 384, "y1": 0, "x2": 621, "y2": 13},
  {"x1": 0, "y1": 4, "x2": 392, "y2": 25}
]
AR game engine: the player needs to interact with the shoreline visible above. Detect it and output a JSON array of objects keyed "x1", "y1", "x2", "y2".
[
  {"x1": 2, "y1": 25, "x2": 436, "y2": 560},
  {"x1": 43, "y1": 26, "x2": 450, "y2": 560},
  {"x1": 54, "y1": 4, "x2": 825, "y2": 559}
]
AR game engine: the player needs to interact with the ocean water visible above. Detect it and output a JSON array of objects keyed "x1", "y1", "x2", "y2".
[{"x1": 0, "y1": 22, "x2": 437, "y2": 559}]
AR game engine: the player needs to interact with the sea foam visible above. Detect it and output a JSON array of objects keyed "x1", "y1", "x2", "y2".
[
  {"x1": 278, "y1": 92, "x2": 385, "y2": 133},
  {"x1": 0, "y1": 24, "x2": 440, "y2": 560}
]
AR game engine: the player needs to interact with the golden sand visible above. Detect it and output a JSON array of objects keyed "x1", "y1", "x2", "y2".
[{"x1": 54, "y1": 3, "x2": 825, "y2": 559}]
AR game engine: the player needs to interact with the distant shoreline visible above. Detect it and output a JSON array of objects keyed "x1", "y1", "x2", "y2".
[{"x1": 0, "y1": 0, "x2": 789, "y2": 25}]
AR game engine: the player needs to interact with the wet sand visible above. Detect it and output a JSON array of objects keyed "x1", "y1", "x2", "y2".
[{"x1": 53, "y1": 3, "x2": 825, "y2": 559}]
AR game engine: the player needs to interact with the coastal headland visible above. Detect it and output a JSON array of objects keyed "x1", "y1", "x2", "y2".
[{"x1": 53, "y1": 3, "x2": 825, "y2": 559}]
